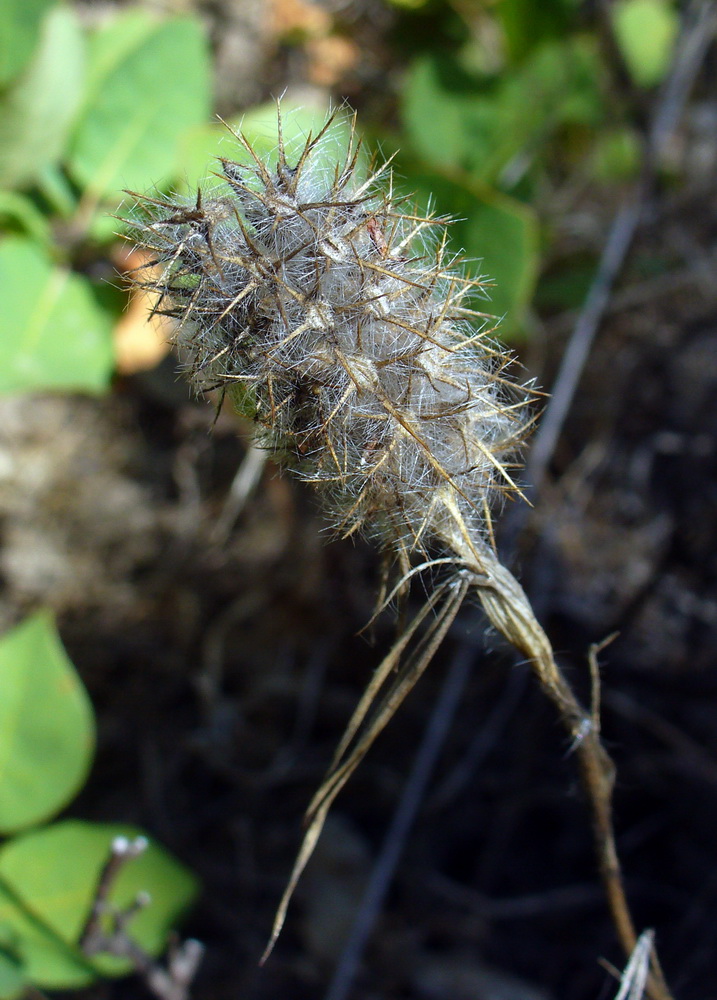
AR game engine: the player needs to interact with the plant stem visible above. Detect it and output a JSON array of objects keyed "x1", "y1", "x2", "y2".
[{"x1": 462, "y1": 543, "x2": 673, "y2": 1000}]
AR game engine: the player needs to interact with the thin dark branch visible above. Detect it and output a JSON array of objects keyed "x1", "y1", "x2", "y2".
[{"x1": 524, "y1": 0, "x2": 717, "y2": 494}]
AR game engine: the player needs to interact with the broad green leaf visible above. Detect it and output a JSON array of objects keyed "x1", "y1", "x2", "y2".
[
  {"x1": 0, "y1": 821, "x2": 200, "y2": 988},
  {"x1": 0, "y1": 949, "x2": 25, "y2": 1000},
  {"x1": 0, "y1": 615, "x2": 94, "y2": 833},
  {"x1": 405, "y1": 170, "x2": 540, "y2": 337},
  {"x1": 0, "y1": 0, "x2": 55, "y2": 87},
  {"x1": 35, "y1": 162, "x2": 79, "y2": 218},
  {"x1": 0, "y1": 6, "x2": 85, "y2": 189},
  {"x1": 175, "y1": 119, "x2": 241, "y2": 192},
  {"x1": 68, "y1": 11, "x2": 211, "y2": 200},
  {"x1": 401, "y1": 56, "x2": 493, "y2": 175},
  {"x1": 612, "y1": 0, "x2": 678, "y2": 87},
  {"x1": 86, "y1": 211, "x2": 129, "y2": 245},
  {"x1": 0, "y1": 238, "x2": 114, "y2": 395}
]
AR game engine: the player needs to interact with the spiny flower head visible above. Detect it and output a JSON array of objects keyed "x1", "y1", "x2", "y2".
[{"x1": 129, "y1": 108, "x2": 532, "y2": 566}]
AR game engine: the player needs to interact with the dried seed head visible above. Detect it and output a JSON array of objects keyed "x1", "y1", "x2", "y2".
[
  {"x1": 129, "y1": 108, "x2": 533, "y2": 566},
  {"x1": 127, "y1": 112, "x2": 648, "y2": 977}
]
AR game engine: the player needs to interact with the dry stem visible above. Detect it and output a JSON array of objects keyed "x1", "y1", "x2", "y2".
[
  {"x1": 460, "y1": 540, "x2": 673, "y2": 1000},
  {"x1": 265, "y1": 506, "x2": 674, "y2": 999}
]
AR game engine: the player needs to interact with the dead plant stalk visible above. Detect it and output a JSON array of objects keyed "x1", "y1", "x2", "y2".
[{"x1": 128, "y1": 107, "x2": 673, "y2": 999}]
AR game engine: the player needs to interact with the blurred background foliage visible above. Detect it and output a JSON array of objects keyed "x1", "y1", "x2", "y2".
[
  {"x1": 0, "y1": 0, "x2": 681, "y2": 395},
  {"x1": 0, "y1": 0, "x2": 713, "y2": 998}
]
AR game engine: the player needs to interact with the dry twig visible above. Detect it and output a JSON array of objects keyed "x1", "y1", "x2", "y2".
[{"x1": 80, "y1": 836, "x2": 204, "y2": 1000}]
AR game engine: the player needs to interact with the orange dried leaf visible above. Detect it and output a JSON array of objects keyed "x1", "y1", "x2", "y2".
[{"x1": 113, "y1": 247, "x2": 172, "y2": 375}]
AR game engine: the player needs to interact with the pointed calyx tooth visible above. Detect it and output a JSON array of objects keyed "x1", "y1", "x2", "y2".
[{"x1": 128, "y1": 107, "x2": 535, "y2": 561}]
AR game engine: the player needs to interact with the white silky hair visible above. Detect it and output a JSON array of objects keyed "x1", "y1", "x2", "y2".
[{"x1": 131, "y1": 109, "x2": 533, "y2": 567}]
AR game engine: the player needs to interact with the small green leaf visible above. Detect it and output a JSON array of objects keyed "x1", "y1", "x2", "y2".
[
  {"x1": 0, "y1": 6, "x2": 85, "y2": 189},
  {"x1": 0, "y1": 237, "x2": 114, "y2": 395},
  {"x1": 405, "y1": 170, "x2": 540, "y2": 337},
  {"x1": 0, "y1": 615, "x2": 95, "y2": 833},
  {"x1": 68, "y1": 10, "x2": 211, "y2": 200},
  {"x1": 0, "y1": 821, "x2": 199, "y2": 988},
  {"x1": 0, "y1": 0, "x2": 56, "y2": 87},
  {"x1": 612, "y1": 0, "x2": 678, "y2": 87},
  {"x1": 590, "y1": 126, "x2": 642, "y2": 181}
]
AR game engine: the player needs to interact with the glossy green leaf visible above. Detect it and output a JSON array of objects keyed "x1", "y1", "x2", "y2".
[
  {"x1": 405, "y1": 170, "x2": 540, "y2": 337},
  {"x1": 68, "y1": 10, "x2": 211, "y2": 200},
  {"x1": 0, "y1": 820, "x2": 200, "y2": 988},
  {"x1": 0, "y1": 6, "x2": 85, "y2": 189},
  {"x1": 0, "y1": 238, "x2": 114, "y2": 395},
  {"x1": 612, "y1": 0, "x2": 678, "y2": 87},
  {"x1": 0, "y1": 0, "x2": 56, "y2": 87},
  {"x1": 0, "y1": 615, "x2": 94, "y2": 833}
]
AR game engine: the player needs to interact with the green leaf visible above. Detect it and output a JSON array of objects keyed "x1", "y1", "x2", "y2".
[
  {"x1": 401, "y1": 56, "x2": 493, "y2": 175},
  {"x1": 496, "y1": 0, "x2": 576, "y2": 63},
  {"x1": 0, "y1": 948, "x2": 25, "y2": 1000},
  {"x1": 0, "y1": 614, "x2": 95, "y2": 833},
  {"x1": 402, "y1": 41, "x2": 604, "y2": 186},
  {"x1": 0, "y1": 191, "x2": 52, "y2": 247},
  {"x1": 0, "y1": 6, "x2": 85, "y2": 189},
  {"x1": 499, "y1": 36, "x2": 605, "y2": 131},
  {"x1": 0, "y1": 821, "x2": 200, "y2": 988},
  {"x1": 612, "y1": 0, "x2": 678, "y2": 87},
  {"x1": 590, "y1": 126, "x2": 641, "y2": 181},
  {"x1": 0, "y1": 237, "x2": 115, "y2": 395},
  {"x1": 0, "y1": 0, "x2": 56, "y2": 87},
  {"x1": 405, "y1": 170, "x2": 540, "y2": 337},
  {"x1": 68, "y1": 10, "x2": 211, "y2": 200}
]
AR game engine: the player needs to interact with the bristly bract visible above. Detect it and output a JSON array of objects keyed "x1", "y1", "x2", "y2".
[
  {"x1": 127, "y1": 107, "x2": 534, "y2": 574},
  {"x1": 124, "y1": 111, "x2": 661, "y2": 989}
]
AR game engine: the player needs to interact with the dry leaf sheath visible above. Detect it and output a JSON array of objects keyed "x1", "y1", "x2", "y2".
[{"x1": 128, "y1": 108, "x2": 672, "y2": 998}]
